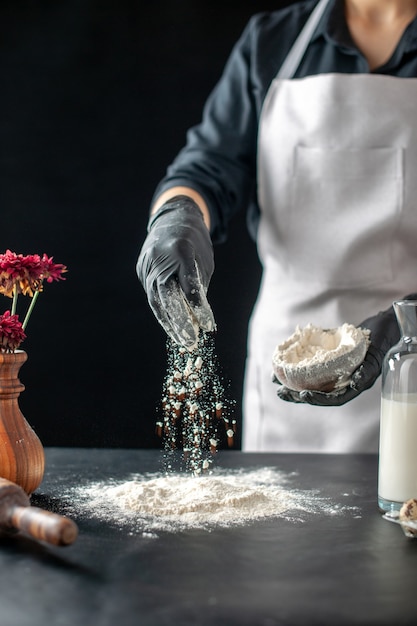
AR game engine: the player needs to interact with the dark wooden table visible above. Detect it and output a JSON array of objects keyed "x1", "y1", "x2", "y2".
[{"x1": 0, "y1": 448, "x2": 415, "y2": 626}]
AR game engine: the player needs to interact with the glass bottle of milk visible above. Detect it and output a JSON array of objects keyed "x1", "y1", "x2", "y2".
[{"x1": 378, "y1": 300, "x2": 417, "y2": 513}]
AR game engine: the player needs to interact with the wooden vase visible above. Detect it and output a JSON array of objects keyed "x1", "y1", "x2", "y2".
[{"x1": 0, "y1": 350, "x2": 45, "y2": 494}]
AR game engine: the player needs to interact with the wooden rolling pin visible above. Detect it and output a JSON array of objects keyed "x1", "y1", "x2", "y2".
[{"x1": 0, "y1": 477, "x2": 78, "y2": 546}]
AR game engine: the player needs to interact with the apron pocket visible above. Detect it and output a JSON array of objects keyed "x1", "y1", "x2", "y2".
[{"x1": 289, "y1": 145, "x2": 403, "y2": 288}]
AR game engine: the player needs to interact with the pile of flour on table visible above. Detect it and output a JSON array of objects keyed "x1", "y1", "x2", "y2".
[{"x1": 65, "y1": 466, "x2": 360, "y2": 534}]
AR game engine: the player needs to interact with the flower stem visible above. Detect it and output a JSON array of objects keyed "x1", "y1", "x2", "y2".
[
  {"x1": 22, "y1": 290, "x2": 40, "y2": 330},
  {"x1": 11, "y1": 286, "x2": 18, "y2": 316}
]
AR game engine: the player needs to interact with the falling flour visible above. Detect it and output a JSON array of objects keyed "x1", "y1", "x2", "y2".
[
  {"x1": 64, "y1": 466, "x2": 360, "y2": 535},
  {"x1": 156, "y1": 332, "x2": 236, "y2": 474}
]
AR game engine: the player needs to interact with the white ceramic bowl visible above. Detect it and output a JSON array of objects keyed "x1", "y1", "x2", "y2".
[{"x1": 272, "y1": 323, "x2": 370, "y2": 392}]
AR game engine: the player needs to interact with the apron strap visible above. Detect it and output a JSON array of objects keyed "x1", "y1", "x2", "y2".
[{"x1": 277, "y1": 0, "x2": 332, "y2": 79}]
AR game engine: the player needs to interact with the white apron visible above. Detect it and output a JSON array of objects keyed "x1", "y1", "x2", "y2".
[{"x1": 242, "y1": 0, "x2": 417, "y2": 452}]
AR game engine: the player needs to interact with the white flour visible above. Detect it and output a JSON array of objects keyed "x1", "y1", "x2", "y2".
[
  {"x1": 272, "y1": 323, "x2": 370, "y2": 392},
  {"x1": 157, "y1": 332, "x2": 236, "y2": 474},
  {"x1": 65, "y1": 467, "x2": 360, "y2": 535}
]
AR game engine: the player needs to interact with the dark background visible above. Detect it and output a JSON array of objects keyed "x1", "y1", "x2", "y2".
[{"x1": 1, "y1": 0, "x2": 293, "y2": 449}]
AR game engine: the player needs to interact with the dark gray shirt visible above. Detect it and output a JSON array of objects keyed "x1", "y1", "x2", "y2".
[{"x1": 153, "y1": 0, "x2": 417, "y2": 243}]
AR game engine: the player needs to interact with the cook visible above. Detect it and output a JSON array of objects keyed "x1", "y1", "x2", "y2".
[{"x1": 137, "y1": 0, "x2": 417, "y2": 453}]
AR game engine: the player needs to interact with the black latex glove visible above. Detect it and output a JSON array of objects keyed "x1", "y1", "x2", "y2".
[
  {"x1": 275, "y1": 294, "x2": 417, "y2": 406},
  {"x1": 137, "y1": 195, "x2": 215, "y2": 350}
]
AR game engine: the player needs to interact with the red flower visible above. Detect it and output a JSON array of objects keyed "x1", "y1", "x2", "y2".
[
  {"x1": 0, "y1": 250, "x2": 67, "y2": 350},
  {"x1": 40, "y1": 254, "x2": 67, "y2": 284},
  {"x1": 0, "y1": 250, "x2": 43, "y2": 296},
  {"x1": 0, "y1": 311, "x2": 27, "y2": 352},
  {"x1": 0, "y1": 250, "x2": 67, "y2": 296}
]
